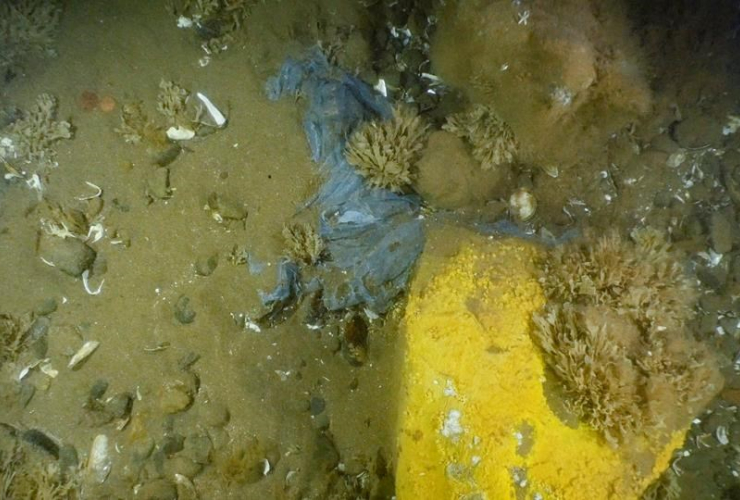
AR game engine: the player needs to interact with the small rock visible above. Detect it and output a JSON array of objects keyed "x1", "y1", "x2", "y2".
[
  {"x1": 37, "y1": 233, "x2": 96, "y2": 277},
  {"x1": 131, "y1": 437, "x2": 155, "y2": 460},
  {"x1": 207, "y1": 192, "x2": 247, "y2": 222},
  {"x1": 195, "y1": 254, "x2": 218, "y2": 276},
  {"x1": 89, "y1": 379, "x2": 109, "y2": 400},
  {"x1": 106, "y1": 392, "x2": 134, "y2": 420},
  {"x1": 34, "y1": 298, "x2": 58, "y2": 316},
  {"x1": 19, "y1": 382, "x2": 35, "y2": 407},
  {"x1": 673, "y1": 115, "x2": 722, "y2": 148},
  {"x1": 309, "y1": 396, "x2": 326, "y2": 416},
  {"x1": 183, "y1": 434, "x2": 213, "y2": 465},
  {"x1": 159, "y1": 382, "x2": 194, "y2": 414},
  {"x1": 174, "y1": 296, "x2": 196, "y2": 324},
  {"x1": 710, "y1": 212, "x2": 735, "y2": 254},
  {"x1": 313, "y1": 432, "x2": 339, "y2": 472},
  {"x1": 59, "y1": 444, "x2": 79, "y2": 471},
  {"x1": 160, "y1": 434, "x2": 185, "y2": 457},
  {"x1": 199, "y1": 401, "x2": 230, "y2": 428},
  {"x1": 206, "y1": 427, "x2": 230, "y2": 450},
  {"x1": 146, "y1": 168, "x2": 172, "y2": 200},
  {"x1": 638, "y1": 149, "x2": 669, "y2": 168},
  {"x1": 135, "y1": 478, "x2": 177, "y2": 500},
  {"x1": 311, "y1": 413, "x2": 330, "y2": 431},
  {"x1": 26, "y1": 316, "x2": 50, "y2": 358},
  {"x1": 164, "y1": 456, "x2": 202, "y2": 479},
  {"x1": 649, "y1": 134, "x2": 680, "y2": 154}
]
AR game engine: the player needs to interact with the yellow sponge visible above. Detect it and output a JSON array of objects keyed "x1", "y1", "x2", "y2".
[{"x1": 396, "y1": 235, "x2": 684, "y2": 500}]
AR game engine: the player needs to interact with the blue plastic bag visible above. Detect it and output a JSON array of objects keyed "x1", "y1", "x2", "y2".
[{"x1": 264, "y1": 49, "x2": 425, "y2": 313}]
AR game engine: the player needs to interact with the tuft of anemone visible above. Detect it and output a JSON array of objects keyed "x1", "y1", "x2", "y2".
[
  {"x1": 442, "y1": 104, "x2": 517, "y2": 171},
  {"x1": 282, "y1": 222, "x2": 325, "y2": 265},
  {"x1": 533, "y1": 228, "x2": 722, "y2": 448},
  {"x1": 345, "y1": 105, "x2": 429, "y2": 192}
]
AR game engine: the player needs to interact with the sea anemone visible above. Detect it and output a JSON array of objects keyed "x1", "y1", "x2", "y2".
[
  {"x1": 345, "y1": 105, "x2": 429, "y2": 192},
  {"x1": 533, "y1": 228, "x2": 722, "y2": 447},
  {"x1": 442, "y1": 104, "x2": 517, "y2": 171}
]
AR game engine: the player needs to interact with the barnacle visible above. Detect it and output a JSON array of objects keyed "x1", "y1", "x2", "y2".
[
  {"x1": 345, "y1": 106, "x2": 429, "y2": 192},
  {"x1": 442, "y1": 104, "x2": 517, "y2": 171},
  {"x1": 533, "y1": 228, "x2": 722, "y2": 447}
]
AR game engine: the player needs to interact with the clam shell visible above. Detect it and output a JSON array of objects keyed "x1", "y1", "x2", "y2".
[{"x1": 68, "y1": 340, "x2": 100, "y2": 369}]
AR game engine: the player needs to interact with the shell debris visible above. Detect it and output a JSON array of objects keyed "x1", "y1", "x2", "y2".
[
  {"x1": 68, "y1": 339, "x2": 100, "y2": 369},
  {"x1": 86, "y1": 434, "x2": 112, "y2": 483},
  {"x1": 196, "y1": 92, "x2": 227, "y2": 128}
]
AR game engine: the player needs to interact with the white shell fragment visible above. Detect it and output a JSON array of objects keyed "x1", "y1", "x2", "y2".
[
  {"x1": 82, "y1": 269, "x2": 104, "y2": 295},
  {"x1": 166, "y1": 125, "x2": 196, "y2": 141},
  {"x1": 666, "y1": 150, "x2": 686, "y2": 169},
  {"x1": 716, "y1": 425, "x2": 729, "y2": 445},
  {"x1": 262, "y1": 458, "x2": 271, "y2": 476},
  {"x1": 18, "y1": 359, "x2": 44, "y2": 381},
  {"x1": 509, "y1": 187, "x2": 537, "y2": 221},
  {"x1": 76, "y1": 181, "x2": 103, "y2": 201},
  {"x1": 40, "y1": 361, "x2": 58, "y2": 378},
  {"x1": 68, "y1": 340, "x2": 100, "y2": 369},
  {"x1": 723, "y1": 115, "x2": 740, "y2": 136},
  {"x1": 196, "y1": 92, "x2": 227, "y2": 127},
  {"x1": 374, "y1": 79, "x2": 387, "y2": 97},
  {"x1": 176, "y1": 16, "x2": 193, "y2": 28},
  {"x1": 87, "y1": 434, "x2": 112, "y2": 483},
  {"x1": 86, "y1": 223, "x2": 105, "y2": 243}
]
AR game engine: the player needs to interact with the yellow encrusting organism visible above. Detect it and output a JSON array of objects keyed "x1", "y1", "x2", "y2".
[{"x1": 397, "y1": 234, "x2": 695, "y2": 500}]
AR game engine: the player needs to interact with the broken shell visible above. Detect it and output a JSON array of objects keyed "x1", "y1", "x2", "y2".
[
  {"x1": 716, "y1": 425, "x2": 729, "y2": 445},
  {"x1": 68, "y1": 340, "x2": 100, "y2": 369},
  {"x1": 82, "y1": 269, "x2": 104, "y2": 296},
  {"x1": 541, "y1": 164, "x2": 559, "y2": 178},
  {"x1": 166, "y1": 125, "x2": 196, "y2": 141},
  {"x1": 86, "y1": 434, "x2": 111, "y2": 483},
  {"x1": 196, "y1": 92, "x2": 226, "y2": 127},
  {"x1": 40, "y1": 361, "x2": 58, "y2": 378},
  {"x1": 666, "y1": 150, "x2": 686, "y2": 169},
  {"x1": 509, "y1": 187, "x2": 537, "y2": 221},
  {"x1": 76, "y1": 181, "x2": 103, "y2": 201},
  {"x1": 176, "y1": 16, "x2": 193, "y2": 29},
  {"x1": 86, "y1": 223, "x2": 105, "y2": 243}
]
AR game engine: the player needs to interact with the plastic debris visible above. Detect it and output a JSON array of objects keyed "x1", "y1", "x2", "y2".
[{"x1": 265, "y1": 49, "x2": 424, "y2": 314}]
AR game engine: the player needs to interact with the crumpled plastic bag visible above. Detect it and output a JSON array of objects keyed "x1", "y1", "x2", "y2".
[{"x1": 264, "y1": 49, "x2": 424, "y2": 314}]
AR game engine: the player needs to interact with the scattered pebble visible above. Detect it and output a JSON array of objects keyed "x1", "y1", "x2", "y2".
[
  {"x1": 195, "y1": 254, "x2": 218, "y2": 276},
  {"x1": 710, "y1": 212, "x2": 735, "y2": 254},
  {"x1": 174, "y1": 296, "x2": 196, "y2": 325},
  {"x1": 135, "y1": 478, "x2": 177, "y2": 500},
  {"x1": 37, "y1": 233, "x2": 97, "y2": 277},
  {"x1": 159, "y1": 381, "x2": 194, "y2": 414}
]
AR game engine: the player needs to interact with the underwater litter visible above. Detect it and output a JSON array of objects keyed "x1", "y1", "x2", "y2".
[{"x1": 261, "y1": 49, "x2": 425, "y2": 318}]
